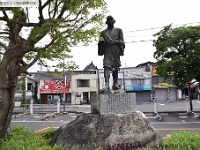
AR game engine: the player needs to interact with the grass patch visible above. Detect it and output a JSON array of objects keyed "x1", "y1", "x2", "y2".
[
  {"x1": 163, "y1": 131, "x2": 200, "y2": 150},
  {"x1": 1, "y1": 126, "x2": 200, "y2": 150},
  {"x1": 138, "y1": 131, "x2": 200, "y2": 150},
  {"x1": 0, "y1": 125, "x2": 64, "y2": 150}
]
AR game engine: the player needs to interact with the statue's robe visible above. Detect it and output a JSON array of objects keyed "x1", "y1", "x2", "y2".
[{"x1": 98, "y1": 28, "x2": 125, "y2": 71}]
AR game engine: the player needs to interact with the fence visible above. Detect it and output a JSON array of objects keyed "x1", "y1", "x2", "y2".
[{"x1": 13, "y1": 104, "x2": 76, "y2": 114}]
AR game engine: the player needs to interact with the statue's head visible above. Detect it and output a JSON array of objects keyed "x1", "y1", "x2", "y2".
[{"x1": 106, "y1": 15, "x2": 115, "y2": 25}]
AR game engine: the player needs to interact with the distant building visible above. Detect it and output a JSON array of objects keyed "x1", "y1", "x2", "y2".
[
  {"x1": 14, "y1": 61, "x2": 179, "y2": 105},
  {"x1": 71, "y1": 72, "x2": 97, "y2": 104}
]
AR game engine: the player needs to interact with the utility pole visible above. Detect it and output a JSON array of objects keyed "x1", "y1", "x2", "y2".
[{"x1": 63, "y1": 58, "x2": 66, "y2": 112}]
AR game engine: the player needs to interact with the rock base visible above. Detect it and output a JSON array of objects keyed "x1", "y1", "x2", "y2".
[{"x1": 51, "y1": 112, "x2": 161, "y2": 150}]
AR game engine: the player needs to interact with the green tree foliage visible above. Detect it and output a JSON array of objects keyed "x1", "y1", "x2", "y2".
[
  {"x1": 153, "y1": 24, "x2": 200, "y2": 88},
  {"x1": 0, "y1": 0, "x2": 107, "y2": 139},
  {"x1": 0, "y1": 0, "x2": 107, "y2": 73}
]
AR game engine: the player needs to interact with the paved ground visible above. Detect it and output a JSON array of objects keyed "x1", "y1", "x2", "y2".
[
  {"x1": 136, "y1": 100, "x2": 200, "y2": 113},
  {"x1": 13, "y1": 99, "x2": 200, "y2": 114},
  {"x1": 11, "y1": 100, "x2": 200, "y2": 139}
]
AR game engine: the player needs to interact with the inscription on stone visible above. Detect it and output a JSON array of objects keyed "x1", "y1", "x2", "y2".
[{"x1": 92, "y1": 93, "x2": 136, "y2": 115}]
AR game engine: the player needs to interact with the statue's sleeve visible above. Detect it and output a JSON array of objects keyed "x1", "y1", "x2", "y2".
[
  {"x1": 101, "y1": 31, "x2": 115, "y2": 44},
  {"x1": 98, "y1": 32, "x2": 105, "y2": 56},
  {"x1": 119, "y1": 29, "x2": 125, "y2": 56}
]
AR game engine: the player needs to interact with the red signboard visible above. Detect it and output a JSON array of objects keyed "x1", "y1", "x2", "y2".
[{"x1": 40, "y1": 80, "x2": 70, "y2": 94}]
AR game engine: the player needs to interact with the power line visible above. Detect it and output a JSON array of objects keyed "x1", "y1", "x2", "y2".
[
  {"x1": 124, "y1": 34, "x2": 154, "y2": 38},
  {"x1": 123, "y1": 21, "x2": 200, "y2": 33},
  {"x1": 71, "y1": 39, "x2": 155, "y2": 48},
  {"x1": 36, "y1": 21, "x2": 200, "y2": 48},
  {"x1": 71, "y1": 21, "x2": 200, "y2": 47}
]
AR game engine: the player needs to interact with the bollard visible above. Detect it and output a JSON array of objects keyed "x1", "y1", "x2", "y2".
[
  {"x1": 153, "y1": 97, "x2": 157, "y2": 114},
  {"x1": 185, "y1": 96, "x2": 189, "y2": 113},
  {"x1": 57, "y1": 99, "x2": 60, "y2": 113},
  {"x1": 30, "y1": 99, "x2": 33, "y2": 115}
]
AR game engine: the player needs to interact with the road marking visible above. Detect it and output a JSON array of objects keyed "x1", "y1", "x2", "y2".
[
  {"x1": 146, "y1": 116, "x2": 156, "y2": 119},
  {"x1": 151, "y1": 122, "x2": 200, "y2": 125},
  {"x1": 157, "y1": 128, "x2": 200, "y2": 131},
  {"x1": 11, "y1": 121, "x2": 69, "y2": 123},
  {"x1": 158, "y1": 103, "x2": 165, "y2": 105}
]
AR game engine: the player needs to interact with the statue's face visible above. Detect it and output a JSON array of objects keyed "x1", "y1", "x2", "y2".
[{"x1": 106, "y1": 16, "x2": 115, "y2": 26}]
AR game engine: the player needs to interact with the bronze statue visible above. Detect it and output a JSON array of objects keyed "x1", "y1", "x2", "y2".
[{"x1": 98, "y1": 16, "x2": 125, "y2": 90}]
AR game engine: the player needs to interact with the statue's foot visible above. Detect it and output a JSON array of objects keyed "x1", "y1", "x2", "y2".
[
  {"x1": 104, "y1": 84, "x2": 110, "y2": 90},
  {"x1": 112, "y1": 84, "x2": 120, "y2": 90}
]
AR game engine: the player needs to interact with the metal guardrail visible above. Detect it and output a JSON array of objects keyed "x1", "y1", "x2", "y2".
[
  {"x1": 13, "y1": 104, "x2": 64, "y2": 113},
  {"x1": 13, "y1": 104, "x2": 82, "y2": 114}
]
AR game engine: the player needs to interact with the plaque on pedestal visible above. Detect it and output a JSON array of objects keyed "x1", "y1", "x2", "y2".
[{"x1": 91, "y1": 93, "x2": 136, "y2": 115}]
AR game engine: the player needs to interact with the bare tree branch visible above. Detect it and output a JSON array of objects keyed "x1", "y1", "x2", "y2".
[
  {"x1": 0, "y1": 32, "x2": 9, "y2": 35},
  {"x1": 26, "y1": 7, "x2": 30, "y2": 23},
  {"x1": 16, "y1": 21, "x2": 40, "y2": 27},
  {"x1": 52, "y1": 0, "x2": 59, "y2": 19},
  {"x1": 48, "y1": 2, "x2": 51, "y2": 19},
  {"x1": 64, "y1": 10, "x2": 82, "y2": 22},
  {"x1": 57, "y1": 0, "x2": 67, "y2": 19},
  {"x1": 38, "y1": 0, "x2": 44, "y2": 21},
  {"x1": 0, "y1": 17, "x2": 6, "y2": 21},
  {"x1": 64, "y1": 18, "x2": 92, "y2": 37},
  {"x1": 22, "y1": 57, "x2": 39, "y2": 72},
  {"x1": 32, "y1": 39, "x2": 55, "y2": 52},
  {"x1": 0, "y1": 9, "x2": 9, "y2": 21},
  {"x1": 0, "y1": 41, "x2": 9, "y2": 51},
  {"x1": 41, "y1": 0, "x2": 54, "y2": 10},
  {"x1": 27, "y1": 20, "x2": 52, "y2": 45}
]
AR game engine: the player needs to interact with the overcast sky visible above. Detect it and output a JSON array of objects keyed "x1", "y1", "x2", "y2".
[{"x1": 29, "y1": 0, "x2": 200, "y2": 71}]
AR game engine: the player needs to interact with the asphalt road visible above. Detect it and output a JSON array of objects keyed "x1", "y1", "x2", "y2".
[
  {"x1": 11, "y1": 111, "x2": 200, "y2": 139},
  {"x1": 11, "y1": 101, "x2": 200, "y2": 138}
]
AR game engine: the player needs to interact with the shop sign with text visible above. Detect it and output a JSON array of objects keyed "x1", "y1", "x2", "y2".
[{"x1": 40, "y1": 80, "x2": 70, "y2": 94}]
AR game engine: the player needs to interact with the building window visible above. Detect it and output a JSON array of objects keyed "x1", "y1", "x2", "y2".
[
  {"x1": 77, "y1": 79, "x2": 90, "y2": 87},
  {"x1": 131, "y1": 79, "x2": 144, "y2": 85},
  {"x1": 27, "y1": 83, "x2": 33, "y2": 91},
  {"x1": 118, "y1": 78, "x2": 123, "y2": 86},
  {"x1": 48, "y1": 95, "x2": 52, "y2": 100}
]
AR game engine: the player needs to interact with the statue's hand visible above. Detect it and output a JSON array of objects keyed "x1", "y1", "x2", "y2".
[
  {"x1": 113, "y1": 40, "x2": 121, "y2": 44},
  {"x1": 99, "y1": 36, "x2": 105, "y2": 42}
]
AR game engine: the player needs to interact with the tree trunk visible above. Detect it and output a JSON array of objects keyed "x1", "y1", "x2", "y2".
[{"x1": 0, "y1": 68, "x2": 16, "y2": 139}]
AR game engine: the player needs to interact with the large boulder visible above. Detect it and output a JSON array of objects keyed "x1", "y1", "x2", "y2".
[{"x1": 51, "y1": 112, "x2": 161, "y2": 149}]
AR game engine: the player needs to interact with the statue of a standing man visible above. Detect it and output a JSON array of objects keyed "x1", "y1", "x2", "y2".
[{"x1": 98, "y1": 15, "x2": 125, "y2": 90}]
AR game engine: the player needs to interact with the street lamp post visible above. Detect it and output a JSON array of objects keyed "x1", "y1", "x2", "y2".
[
  {"x1": 63, "y1": 74, "x2": 66, "y2": 112},
  {"x1": 62, "y1": 58, "x2": 66, "y2": 112}
]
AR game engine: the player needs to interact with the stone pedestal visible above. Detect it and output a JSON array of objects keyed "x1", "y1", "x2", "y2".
[
  {"x1": 91, "y1": 93, "x2": 136, "y2": 115},
  {"x1": 51, "y1": 113, "x2": 162, "y2": 150},
  {"x1": 51, "y1": 92, "x2": 161, "y2": 150}
]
